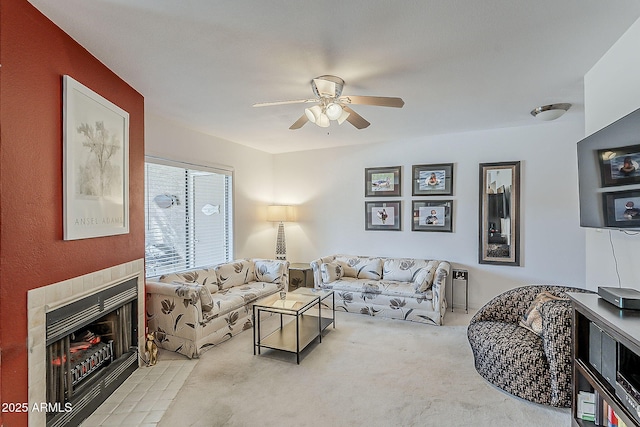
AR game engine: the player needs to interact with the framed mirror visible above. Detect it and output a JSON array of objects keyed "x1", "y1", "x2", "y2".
[{"x1": 479, "y1": 161, "x2": 520, "y2": 266}]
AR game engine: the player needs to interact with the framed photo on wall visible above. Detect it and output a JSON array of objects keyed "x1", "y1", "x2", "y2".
[
  {"x1": 63, "y1": 75, "x2": 130, "y2": 240},
  {"x1": 597, "y1": 144, "x2": 640, "y2": 187},
  {"x1": 603, "y1": 189, "x2": 640, "y2": 228},
  {"x1": 365, "y1": 201, "x2": 401, "y2": 231},
  {"x1": 412, "y1": 163, "x2": 453, "y2": 196},
  {"x1": 365, "y1": 166, "x2": 401, "y2": 197},
  {"x1": 411, "y1": 200, "x2": 453, "y2": 232}
]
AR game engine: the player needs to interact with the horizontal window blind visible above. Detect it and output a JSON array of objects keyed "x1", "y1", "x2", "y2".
[{"x1": 144, "y1": 158, "x2": 233, "y2": 277}]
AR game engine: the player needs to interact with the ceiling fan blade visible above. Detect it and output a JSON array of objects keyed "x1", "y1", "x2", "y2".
[
  {"x1": 339, "y1": 95, "x2": 405, "y2": 108},
  {"x1": 289, "y1": 114, "x2": 309, "y2": 130},
  {"x1": 342, "y1": 106, "x2": 370, "y2": 129},
  {"x1": 253, "y1": 98, "x2": 318, "y2": 107}
]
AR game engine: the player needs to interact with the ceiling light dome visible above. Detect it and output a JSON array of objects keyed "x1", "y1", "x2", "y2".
[
  {"x1": 325, "y1": 102, "x2": 343, "y2": 120},
  {"x1": 304, "y1": 105, "x2": 323, "y2": 123},
  {"x1": 530, "y1": 103, "x2": 571, "y2": 121},
  {"x1": 316, "y1": 113, "x2": 330, "y2": 128}
]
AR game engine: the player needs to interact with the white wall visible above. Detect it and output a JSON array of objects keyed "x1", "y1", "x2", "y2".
[
  {"x1": 274, "y1": 121, "x2": 586, "y2": 309},
  {"x1": 145, "y1": 114, "x2": 276, "y2": 260},
  {"x1": 583, "y1": 17, "x2": 640, "y2": 291}
]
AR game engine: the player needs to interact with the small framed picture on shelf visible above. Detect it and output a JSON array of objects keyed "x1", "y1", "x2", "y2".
[
  {"x1": 365, "y1": 201, "x2": 401, "y2": 231},
  {"x1": 597, "y1": 144, "x2": 640, "y2": 187},
  {"x1": 412, "y1": 200, "x2": 453, "y2": 232},
  {"x1": 412, "y1": 163, "x2": 453, "y2": 196},
  {"x1": 365, "y1": 166, "x2": 401, "y2": 197},
  {"x1": 603, "y1": 189, "x2": 640, "y2": 228}
]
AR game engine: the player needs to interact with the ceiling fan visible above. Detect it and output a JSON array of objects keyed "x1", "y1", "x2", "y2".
[{"x1": 253, "y1": 75, "x2": 404, "y2": 130}]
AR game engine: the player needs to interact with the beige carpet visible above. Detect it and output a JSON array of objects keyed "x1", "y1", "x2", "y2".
[{"x1": 158, "y1": 311, "x2": 570, "y2": 427}]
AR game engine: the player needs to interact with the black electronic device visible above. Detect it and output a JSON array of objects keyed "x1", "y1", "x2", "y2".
[
  {"x1": 598, "y1": 286, "x2": 640, "y2": 310},
  {"x1": 616, "y1": 344, "x2": 640, "y2": 423}
]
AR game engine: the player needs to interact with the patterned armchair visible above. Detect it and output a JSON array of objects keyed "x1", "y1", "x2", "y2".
[{"x1": 467, "y1": 285, "x2": 594, "y2": 407}]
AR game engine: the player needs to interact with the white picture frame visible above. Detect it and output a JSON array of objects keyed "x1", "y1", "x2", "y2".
[{"x1": 63, "y1": 75, "x2": 129, "y2": 240}]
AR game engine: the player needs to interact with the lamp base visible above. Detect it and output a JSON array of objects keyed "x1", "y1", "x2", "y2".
[{"x1": 275, "y1": 222, "x2": 287, "y2": 260}]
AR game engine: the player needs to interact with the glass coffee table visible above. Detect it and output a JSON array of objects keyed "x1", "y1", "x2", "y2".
[{"x1": 252, "y1": 288, "x2": 334, "y2": 364}]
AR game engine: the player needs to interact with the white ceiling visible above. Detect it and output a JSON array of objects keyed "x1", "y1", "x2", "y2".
[{"x1": 28, "y1": 0, "x2": 640, "y2": 154}]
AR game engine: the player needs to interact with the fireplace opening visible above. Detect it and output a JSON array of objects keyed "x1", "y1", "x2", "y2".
[{"x1": 45, "y1": 277, "x2": 139, "y2": 427}]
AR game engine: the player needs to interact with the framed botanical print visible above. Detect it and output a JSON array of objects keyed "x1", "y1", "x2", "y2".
[
  {"x1": 412, "y1": 200, "x2": 453, "y2": 232},
  {"x1": 365, "y1": 166, "x2": 401, "y2": 197},
  {"x1": 412, "y1": 163, "x2": 453, "y2": 196},
  {"x1": 365, "y1": 201, "x2": 401, "y2": 231},
  {"x1": 63, "y1": 75, "x2": 130, "y2": 240}
]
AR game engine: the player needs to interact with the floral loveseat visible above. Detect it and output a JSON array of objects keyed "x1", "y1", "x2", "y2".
[
  {"x1": 311, "y1": 255, "x2": 450, "y2": 325},
  {"x1": 146, "y1": 258, "x2": 289, "y2": 358}
]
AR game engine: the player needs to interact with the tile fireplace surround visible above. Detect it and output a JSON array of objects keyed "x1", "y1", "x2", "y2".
[{"x1": 27, "y1": 259, "x2": 145, "y2": 427}]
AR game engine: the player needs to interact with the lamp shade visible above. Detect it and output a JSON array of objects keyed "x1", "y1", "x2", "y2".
[{"x1": 267, "y1": 205, "x2": 296, "y2": 222}]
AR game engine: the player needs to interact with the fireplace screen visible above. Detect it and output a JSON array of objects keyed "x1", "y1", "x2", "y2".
[{"x1": 45, "y1": 278, "x2": 138, "y2": 426}]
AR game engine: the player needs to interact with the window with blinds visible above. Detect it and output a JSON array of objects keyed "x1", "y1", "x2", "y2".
[{"x1": 144, "y1": 158, "x2": 233, "y2": 277}]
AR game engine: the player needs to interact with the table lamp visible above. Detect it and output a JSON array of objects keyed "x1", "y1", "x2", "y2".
[{"x1": 267, "y1": 205, "x2": 296, "y2": 260}]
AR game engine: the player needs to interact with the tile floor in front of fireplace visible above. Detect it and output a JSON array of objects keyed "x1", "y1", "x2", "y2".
[{"x1": 80, "y1": 354, "x2": 196, "y2": 427}]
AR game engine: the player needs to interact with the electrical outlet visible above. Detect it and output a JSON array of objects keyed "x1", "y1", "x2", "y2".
[{"x1": 453, "y1": 270, "x2": 468, "y2": 280}]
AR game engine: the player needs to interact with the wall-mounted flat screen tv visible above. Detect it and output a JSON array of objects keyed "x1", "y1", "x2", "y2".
[{"x1": 577, "y1": 107, "x2": 640, "y2": 231}]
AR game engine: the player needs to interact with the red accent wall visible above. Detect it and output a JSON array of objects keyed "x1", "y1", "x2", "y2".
[{"x1": 0, "y1": 1, "x2": 145, "y2": 425}]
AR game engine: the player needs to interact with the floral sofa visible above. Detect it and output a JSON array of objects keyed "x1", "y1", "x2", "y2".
[
  {"x1": 310, "y1": 255, "x2": 450, "y2": 325},
  {"x1": 146, "y1": 258, "x2": 289, "y2": 358}
]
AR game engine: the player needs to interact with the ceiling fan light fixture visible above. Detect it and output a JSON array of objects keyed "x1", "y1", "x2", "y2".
[
  {"x1": 325, "y1": 102, "x2": 343, "y2": 120},
  {"x1": 316, "y1": 113, "x2": 330, "y2": 128},
  {"x1": 337, "y1": 109, "x2": 350, "y2": 125},
  {"x1": 530, "y1": 103, "x2": 571, "y2": 121},
  {"x1": 304, "y1": 105, "x2": 323, "y2": 123}
]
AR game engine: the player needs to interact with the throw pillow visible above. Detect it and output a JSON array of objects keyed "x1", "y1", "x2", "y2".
[
  {"x1": 415, "y1": 261, "x2": 438, "y2": 292},
  {"x1": 320, "y1": 262, "x2": 343, "y2": 283},
  {"x1": 335, "y1": 257, "x2": 383, "y2": 280},
  {"x1": 383, "y1": 259, "x2": 415, "y2": 282},
  {"x1": 255, "y1": 260, "x2": 285, "y2": 284},
  {"x1": 216, "y1": 260, "x2": 254, "y2": 289},
  {"x1": 519, "y1": 291, "x2": 568, "y2": 336},
  {"x1": 171, "y1": 282, "x2": 215, "y2": 312}
]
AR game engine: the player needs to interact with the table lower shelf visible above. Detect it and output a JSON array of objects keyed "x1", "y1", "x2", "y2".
[{"x1": 257, "y1": 315, "x2": 333, "y2": 354}]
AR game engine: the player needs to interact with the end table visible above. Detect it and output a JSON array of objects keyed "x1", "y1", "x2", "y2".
[{"x1": 288, "y1": 263, "x2": 313, "y2": 290}]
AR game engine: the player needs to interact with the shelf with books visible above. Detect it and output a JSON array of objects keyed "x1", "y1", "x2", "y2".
[{"x1": 568, "y1": 293, "x2": 640, "y2": 427}]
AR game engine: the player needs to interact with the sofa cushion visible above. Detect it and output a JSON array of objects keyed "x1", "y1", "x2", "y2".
[
  {"x1": 335, "y1": 256, "x2": 383, "y2": 279},
  {"x1": 255, "y1": 260, "x2": 285, "y2": 284},
  {"x1": 383, "y1": 259, "x2": 429, "y2": 282},
  {"x1": 215, "y1": 260, "x2": 255, "y2": 290},
  {"x1": 158, "y1": 268, "x2": 219, "y2": 294},
  {"x1": 320, "y1": 262, "x2": 343, "y2": 283},
  {"x1": 224, "y1": 281, "x2": 281, "y2": 304}
]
